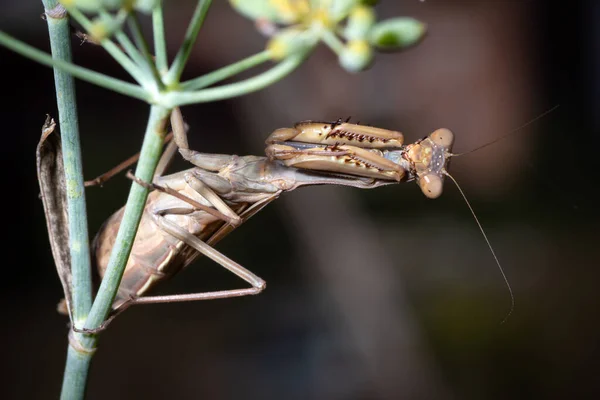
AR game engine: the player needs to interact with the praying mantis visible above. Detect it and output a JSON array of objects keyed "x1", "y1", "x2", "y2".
[{"x1": 39, "y1": 107, "x2": 509, "y2": 330}]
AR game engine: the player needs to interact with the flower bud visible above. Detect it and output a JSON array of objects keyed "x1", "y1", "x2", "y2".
[
  {"x1": 339, "y1": 39, "x2": 373, "y2": 72},
  {"x1": 368, "y1": 17, "x2": 427, "y2": 51},
  {"x1": 343, "y1": 5, "x2": 375, "y2": 40}
]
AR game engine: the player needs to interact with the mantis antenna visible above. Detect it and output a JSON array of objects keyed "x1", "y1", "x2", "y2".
[
  {"x1": 454, "y1": 105, "x2": 560, "y2": 157},
  {"x1": 439, "y1": 105, "x2": 560, "y2": 323},
  {"x1": 443, "y1": 170, "x2": 514, "y2": 324}
]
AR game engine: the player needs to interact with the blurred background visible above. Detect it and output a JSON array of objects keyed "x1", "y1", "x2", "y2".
[{"x1": 1, "y1": 1, "x2": 599, "y2": 399}]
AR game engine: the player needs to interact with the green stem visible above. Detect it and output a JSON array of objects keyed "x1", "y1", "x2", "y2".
[
  {"x1": 112, "y1": 28, "x2": 153, "y2": 83},
  {"x1": 166, "y1": 54, "x2": 305, "y2": 107},
  {"x1": 128, "y1": 13, "x2": 164, "y2": 90},
  {"x1": 165, "y1": 0, "x2": 212, "y2": 85},
  {"x1": 0, "y1": 30, "x2": 150, "y2": 101},
  {"x1": 65, "y1": 6, "x2": 148, "y2": 87},
  {"x1": 43, "y1": 0, "x2": 93, "y2": 330},
  {"x1": 96, "y1": 9, "x2": 153, "y2": 85},
  {"x1": 179, "y1": 50, "x2": 273, "y2": 91},
  {"x1": 152, "y1": 4, "x2": 168, "y2": 73},
  {"x1": 83, "y1": 105, "x2": 170, "y2": 331},
  {"x1": 321, "y1": 29, "x2": 345, "y2": 56},
  {"x1": 60, "y1": 346, "x2": 92, "y2": 400},
  {"x1": 42, "y1": 1, "x2": 93, "y2": 398}
]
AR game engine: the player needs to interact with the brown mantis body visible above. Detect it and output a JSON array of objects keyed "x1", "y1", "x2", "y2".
[{"x1": 87, "y1": 110, "x2": 455, "y2": 315}]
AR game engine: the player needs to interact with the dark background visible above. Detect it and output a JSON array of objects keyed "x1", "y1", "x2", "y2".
[{"x1": 1, "y1": 1, "x2": 599, "y2": 399}]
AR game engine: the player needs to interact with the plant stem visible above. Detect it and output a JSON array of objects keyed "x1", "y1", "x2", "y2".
[
  {"x1": 152, "y1": 4, "x2": 168, "y2": 73},
  {"x1": 113, "y1": 28, "x2": 153, "y2": 82},
  {"x1": 0, "y1": 30, "x2": 150, "y2": 101},
  {"x1": 164, "y1": 0, "x2": 212, "y2": 85},
  {"x1": 61, "y1": 346, "x2": 92, "y2": 400},
  {"x1": 83, "y1": 105, "x2": 170, "y2": 330},
  {"x1": 179, "y1": 50, "x2": 272, "y2": 91},
  {"x1": 166, "y1": 54, "x2": 305, "y2": 107},
  {"x1": 42, "y1": 1, "x2": 93, "y2": 398},
  {"x1": 42, "y1": 0, "x2": 93, "y2": 328},
  {"x1": 98, "y1": 9, "x2": 153, "y2": 85},
  {"x1": 321, "y1": 29, "x2": 345, "y2": 55},
  {"x1": 128, "y1": 13, "x2": 164, "y2": 90},
  {"x1": 65, "y1": 6, "x2": 148, "y2": 86}
]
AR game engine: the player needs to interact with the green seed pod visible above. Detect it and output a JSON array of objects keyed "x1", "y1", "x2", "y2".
[
  {"x1": 368, "y1": 17, "x2": 427, "y2": 51},
  {"x1": 339, "y1": 39, "x2": 373, "y2": 72},
  {"x1": 266, "y1": 27, "x2": 318, "y2": 60},
  {"x1": 343, "y1": 5, "x2": 375, "y2": 41}
]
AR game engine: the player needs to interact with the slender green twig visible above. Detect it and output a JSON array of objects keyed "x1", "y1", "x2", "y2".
[
  {"x1": 164, "y1": 0, "x2": 212, "y2": 85},
  {"x1": 128, "y1": 13, "x2": 165, "y2": 90},
  {"x1": 152, "y1": 5, "x2": 168, "y2": 73},
  {"x1": 166, "y1": 54, "x2": 305, "y2": 107},
  {"x1": 179, "y1": 50, "x2": 273, "y2": 91},
  {"x1": 321, "y1": 30, "x2": 345, "y2": 55},
  {"x1": 65, "y1": 6, "x2": 148, "y2": 86},
  {"x1": 83, "y1": 105, "x2": 170, "y2": 330},
  {"x1": 96, "y1": 9, "x2": 154, "y2": 85},
  {"x1": 41, "y1": 1, "x2": 93, "y2": 399},
  {"x1": 112, "y1": 29, "x2": 153, "y2": 82},
  {"x1": 0, "y1": 30, "x2": 150, "y2": 101}
]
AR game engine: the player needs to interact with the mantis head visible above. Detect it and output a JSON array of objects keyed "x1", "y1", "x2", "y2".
[{"x1": 405, "y1": 128, "x2": 455, "y2": 199}]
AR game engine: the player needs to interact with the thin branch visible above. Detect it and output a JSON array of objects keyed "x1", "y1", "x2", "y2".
[
  {"x1": 65, "y1": 6, "x2": 148, "y2": 86},
  {"x1": 166, "y1": 54, "x2": 305, "y2": 107},
  {"x1": 128, "y1": 12, "x2": 165, "y2": 89},
  {"x1": 321, "y1": 29, "x2": 345, "y2": 55},
  {"x1": 96, "y1": 9, "x2": 154, "y2": 85},
  {"x1": 179, "y1": 50, "x2": 272, "y2": 91},
  {"x1": 164, "y1": 0, "x2": 212, "y2": 84},
  {"x1": 152, "y1": 4, "x2": 168, "y2": 73},
  {"x1": 0, "y1": 30, "x2": 150, "y2": 101},
  {"x1": 83, "y1": 105, "x2": 170, "y2": 330}
]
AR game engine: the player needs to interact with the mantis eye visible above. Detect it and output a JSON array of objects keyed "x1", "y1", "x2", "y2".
[
  {"x1": 418, "y1": 173, "x2": 443, "y2": 199},
  {"x1": 430, "y1": 128, "x2": 454, "y2": 149}
]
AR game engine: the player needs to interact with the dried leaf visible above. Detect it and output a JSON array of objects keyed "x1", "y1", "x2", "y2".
[{"x1": 36, "y1": 116, "x2": 73, "y2": 321}]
